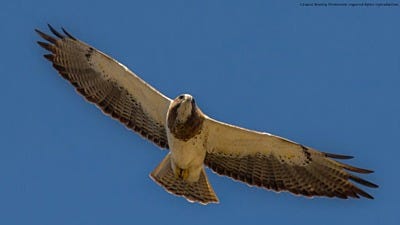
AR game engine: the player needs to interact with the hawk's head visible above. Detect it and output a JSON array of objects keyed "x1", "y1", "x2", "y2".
[
  {"x1": 172, "y1": 94, "x2": 196, "y2": 123},
  {"x1": 167, "y1": 94, "x2": 204, "y2": 140}
]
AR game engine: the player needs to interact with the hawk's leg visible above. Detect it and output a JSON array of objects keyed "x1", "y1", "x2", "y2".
[{"x1": 173, "y1": 165, "x2": 189, "y2": 180}]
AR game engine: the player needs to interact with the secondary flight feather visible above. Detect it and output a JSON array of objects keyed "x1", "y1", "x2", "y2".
[{"x1": 36, "y1": 25, "x2": 378, "y2": 204}]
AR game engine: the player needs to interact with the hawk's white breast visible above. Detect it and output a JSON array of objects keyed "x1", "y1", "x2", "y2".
[{"x1": 166, "y1": 126, "x2": 207, "y2": 182}]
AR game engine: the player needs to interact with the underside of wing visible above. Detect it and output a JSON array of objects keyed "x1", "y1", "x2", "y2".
[
  {"x1": 203, "y1": 117, "x2": 378, "y2": 199},
  {"x1": 36, "y1": 25, "x2": 171, "y2": 148}
]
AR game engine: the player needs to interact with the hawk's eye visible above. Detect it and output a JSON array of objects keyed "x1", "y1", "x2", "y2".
[
  {"x1": 178, "y1": 95, "x2": 184, "y2": 100},
  {"x1": 192, "y1": 98, "x2": 195, "y2": 104}
]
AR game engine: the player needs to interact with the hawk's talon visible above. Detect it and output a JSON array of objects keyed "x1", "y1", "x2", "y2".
[{"x1": 174, "y1": 166, "x2": 189, "y2": 180}]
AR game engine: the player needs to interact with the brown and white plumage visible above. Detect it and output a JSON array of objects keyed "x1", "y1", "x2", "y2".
[
  {"x1": 36, "y1": 25, "x2": 377, "y2": 204},
  {"x1": 203, "y1": 118, "x2": 377, "y2": 199},
  {"x1": 36, "y1": 25, "x2": 171, "y2": 148}
]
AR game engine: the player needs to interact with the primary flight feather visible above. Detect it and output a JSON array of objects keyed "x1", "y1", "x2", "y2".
[{"x1": 36, "y1": 25, "x2": 378, "y2": 204}]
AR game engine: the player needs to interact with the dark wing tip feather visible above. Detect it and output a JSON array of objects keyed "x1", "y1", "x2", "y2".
[
  {"x1": 61, "y1": 27, "x2": 77, "y2": 40},
  {"x1": 37, "y1": 41, "x2": 54, "y2": 52},
  {"x1": 47, "y1": 24, "x2": 65, "y2": 38},
  {"x1": 324, "y1": 152, "x2": 354, "y2": 159},
  {"x1": 349, "y1": 174, "x2": 379, "y2": 188},
  {"x1": 354, "y1": 186, "x2": 374, "y2": 199},
  {"x1": 37, "y1": 25, "x2": 76, "y2": 41},
  {"x1": 324, "y1": 152, "x2": 374, "y2": 174},
  {"x1": 53, "y1": 64, "x2": 66, "y2": 72},
  {"x1": 43, "y1": 54, "x2": 54, "y2": 61},
  {"x1": 35, "y1": 28, "x2": 57, "y2": 43},
  {"x1": 340, "y1": 162, "x2": 374, "y2": 174}
]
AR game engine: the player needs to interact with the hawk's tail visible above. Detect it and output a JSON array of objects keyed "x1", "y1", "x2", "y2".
[{"x1": 150, "y1": 154, "x2": 219, "y2": 205}]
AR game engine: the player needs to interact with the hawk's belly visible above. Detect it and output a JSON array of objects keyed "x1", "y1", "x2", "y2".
[{"x1": 167, "y1": 130, "x2": 207, "y2": 182}]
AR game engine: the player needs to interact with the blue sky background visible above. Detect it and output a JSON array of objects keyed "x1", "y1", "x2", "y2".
[{"x1": 1, "y1": 1, "x2": 398, "y2": 224}]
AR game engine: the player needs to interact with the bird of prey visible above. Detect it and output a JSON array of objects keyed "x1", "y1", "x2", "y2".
[{"x1": 36, "y1": 25, "x2": 378, "y2": 204}]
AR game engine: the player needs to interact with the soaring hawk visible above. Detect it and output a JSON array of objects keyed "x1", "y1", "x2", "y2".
[{"x1": 36, "y1": 25, "x2": 378, "y2": 204}]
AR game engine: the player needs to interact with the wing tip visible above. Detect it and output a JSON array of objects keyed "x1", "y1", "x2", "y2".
[
  {"x1": 61, "y1": 27, "x2": 77, "y2": 40},
  {"x1": 35, "y1": 28, "x2": 57, "y2": 43},
  {"x1": 36, "y1": 24, "x2": 76, "y2": 42},
  {"x1": 43, "y1": 54, "x2": 54, "y2": 62},
  {"x1": 349, "y1": 174, "x2": 379, "y2": 188},
  {"x1": 37, "y1": 41, "x2": 54, "y2": 52},
  {"x1": 340, "y1": 162, "x2": 375, "y2": 174},
  {"x1": 47, "y1": 24, "x2": 65, "y2": 39},
  {"x1": 323, "y1": 151, "x2": 375, "y2": 174},
  {"x1": 353, "y1": 186, "x2": 375, "y2": 199},
  {"x1": 323, "y1": 152, "x2": 354, "y2": 159}
]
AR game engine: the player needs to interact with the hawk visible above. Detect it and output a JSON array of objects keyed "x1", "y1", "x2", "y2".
[{"x1": 36, "y1": 25, "x2": 378, "y2": 204}]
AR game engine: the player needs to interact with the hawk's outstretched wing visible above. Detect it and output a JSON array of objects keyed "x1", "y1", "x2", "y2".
[
  {"x1": 36, "y1": 25, "x2": 171, "y2": 148},
  {"x1": 203, "y1": 117, "x2": 378, "y2": 199}
]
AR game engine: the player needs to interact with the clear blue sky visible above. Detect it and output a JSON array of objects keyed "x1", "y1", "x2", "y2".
[{"x1": 1, "y1": 1, "x2": 398, "y2": 224}]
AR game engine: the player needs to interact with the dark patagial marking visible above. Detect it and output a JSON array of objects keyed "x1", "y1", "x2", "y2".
[
  {"x1": 85, "y1": 47, "x2": 94, "y2": 60},
  {"x1": 167, "y1": 98, "x2": 204, "y2": 141},
  {"x1": 301, "y1": 145, "x2": 312, "y2": 162}
]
